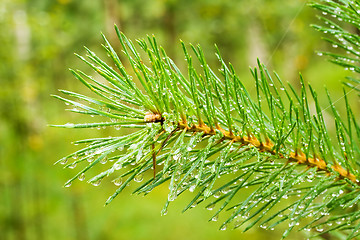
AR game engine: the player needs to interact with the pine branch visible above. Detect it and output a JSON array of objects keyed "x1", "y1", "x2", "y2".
[
  {"x1": 310, "y1": 0, "x2": 360, "y2": 94},
  {"x1": 53, "y1": 6, "x2": 360, "y2": 239}
]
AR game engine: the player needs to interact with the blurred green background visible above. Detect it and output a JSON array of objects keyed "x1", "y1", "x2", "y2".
[{"x1": 1, "y1": 0, "x2": 356, "y2": 239}]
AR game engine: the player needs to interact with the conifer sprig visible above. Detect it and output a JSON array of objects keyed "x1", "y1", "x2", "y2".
[
  {"x1": 53, "y1": 5, "x2": 360, "y2": 238},
  {"x1": 311, "y1": 0, "x2": 360, "y2": 93}
]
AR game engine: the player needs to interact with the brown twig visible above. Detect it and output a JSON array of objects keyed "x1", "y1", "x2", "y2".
[
  {"x1": 176, "y1": 121, "x2": 359, "y2": 185},
  {"x1": 144, "y1": 111, "x2": 358, "y2": 185}
]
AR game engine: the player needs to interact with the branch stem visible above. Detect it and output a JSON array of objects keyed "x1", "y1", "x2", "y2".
[{"x1": 175, "y1": 121, "x2": 358, "y2": 185}]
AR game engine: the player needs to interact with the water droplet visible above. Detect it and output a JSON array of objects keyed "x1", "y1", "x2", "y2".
[
  {"x1": 189, "y1": 185, "x2": 196, "y2": 192},
  {"x1": 168, "y1": 192, "x2": 177, "y2": 201},
  {"x1": 161, "y1": 208, "x2": 168, "y2": 216},
  {"x1": 172, "y1": 153, "x2": 181, "y2": 160},
  {"x1": 134, "y1": 174, "x2": 144, "y2": 182},
  {"x1": 220, "y1": 224, "x2": 227, "y2": 231},
  {"x1": 211, "y1": 214, "x2": 219, "y2": 222},
  {"x1": 114, "y1": 163, "x2": 122, "y2": 170},
  {"x1": 69, "y1": 163, "x2": 77, "y2": 169},
  {"x1": 221, "y1": 188, "x2": 231, "y2": 194},
  {"x1": 78, "y1": 173, "x2": 85, "y2": 181},
  {"x1": 64, "y1": 182, "x2": 72, "y2": 188},
  {"x1": 113, "y1": 178, "x2": 122, "y2": 186},
  {"x1": 206, "y1": 204, "x2": 215, "y2": 211},
  {"x1": 60, "y1": 158, "x2": 68, "y2": 165},
  {"x1": 213, "y1": 191, "x2": 221, "y2": 198},
  {"x1": 204, "y1": 189, "x2": 212, "y2": 198},
  {"x1": 91, "y1": 179, "x2": 102, "y2": 186},
  {"x1": 260, "y1": 224, "x2": 267, "y2": 229},
  {"x1": 100, "y1": 157, "x2": 108, "y2": 164},
  {"x1": 87, "y1": 156, "x2": 94, "y2": 163}
]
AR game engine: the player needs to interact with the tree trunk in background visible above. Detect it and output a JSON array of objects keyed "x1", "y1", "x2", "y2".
[
  {"x1": 33, "y1": 183, "x2": 44, "y2": 240},
  {"x1": 11, "y1": 183, "x2": 26, "y2": 240},
  {"x1": 246, "y1": 18, "x2": 268, "y2": 67},
  {"x1": 163, "y1": 3, "x2": 177, "y2": 58},
  {"x1": 72, "y1": 193, "x2": 88, "y2": 240}
]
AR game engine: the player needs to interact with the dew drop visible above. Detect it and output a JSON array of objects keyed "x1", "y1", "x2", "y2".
[
  {"x1": 69, "y1": 163, "x2": 77, "y2": 169},
  {"x1": 91, "y1": 179, "x2": 102, "y2": 186},
  {"x1": 221, "y1": 188, "x2": 231, "y2": 194},
  {"x1": 64, "y1": 182, "x2": 72, "y2": 188},
  {"x1": 161, "y1": 208, "x2": 168, "y2": 216},
  {"x1": 114, "y1": 163, "x2": 122, "y2": 170},
  {"x1": 220, "y1": 224, "x2": 227, "y2": 231},
  {"x1": 134, "y1": 174, "x2": 144, "y2": 182},
  {"x1": 168, "y1": 192, "x2": 177, "y2": 201},
  {"x1": 113, "y1": 178, "x2": 122, "y2": 186},
  {"x1": 172, "y1": 154, "x2": 181, "y2": 161},
  {"x1": 206, "y1": 204, "x2": 215, "y2": 211},
  {"x1": 211, "y1": 214, "x2": 219, "y2": 222},
  {"x1": 204, "y1": 189, "x2": 212, "y2": 198},
  {"x1": 214, "y1": 192, "x2": 221, "y2": 198},
  {"x1": 100, "y1": 157, "x2": 108, "y2": 164},
  {"x1": 60, "y1": 158, "x2": 68, "y2": 165},
  {"x1": 78, "y1": 173, "x2": 85, "y2": 181}
]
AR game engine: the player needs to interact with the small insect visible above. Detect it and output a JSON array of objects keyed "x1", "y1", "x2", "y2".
[{"x1": 144, "y1": 112, "x2": 162, "y2": 122}]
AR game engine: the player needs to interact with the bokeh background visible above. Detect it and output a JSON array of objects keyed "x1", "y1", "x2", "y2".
[{"x1": 1, "y1": 0, "x2": 357, "y2": 239}]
